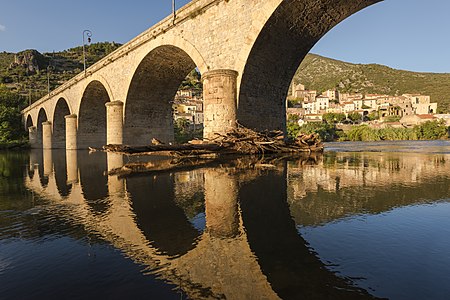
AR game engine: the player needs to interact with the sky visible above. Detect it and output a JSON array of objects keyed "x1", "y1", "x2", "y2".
[{"x1": 1, "y1": 0, "x2": 450, "y2": 73}]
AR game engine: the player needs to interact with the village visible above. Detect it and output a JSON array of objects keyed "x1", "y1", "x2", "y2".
[{"x1": 287, "y1": 83, "x2": 450, "y2": 128}]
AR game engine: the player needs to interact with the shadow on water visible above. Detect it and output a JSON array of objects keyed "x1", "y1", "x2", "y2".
[
  {"x1": 239, "y1": 161, "x2": 379, "y2": 300},
  {"x1": 78, "y1": 150, "x2": 109, "y2": 214},
  {"x1": 127, "y1": 173, "x2": 202, "y2": 257},
  {"x1": 53, "y1": 149, "x2": 71, "y2": 197}
]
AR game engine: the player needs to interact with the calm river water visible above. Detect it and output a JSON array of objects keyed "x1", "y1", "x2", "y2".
[{"x1": 1, "y1": 141, "x2": 450, "y2": 299}]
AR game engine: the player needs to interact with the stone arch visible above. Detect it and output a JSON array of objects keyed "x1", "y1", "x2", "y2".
[
  {"x1": 52, "y1": 98, "x2": 71, "y2": 149},
  {"x1": 238, "y1": 0, "x2": 380, "y2": 132},
  {"x1": 25, "y1": 114, "x2": 33, "y2": 130},
  {"x1": 124, "y1": 45, "x2": 198, "y2": 145},
  {"x1": 78, "y1": 80, "x2": 111, "y2": 149},
  {"x1": 37, "y1": 108, "x2": 48, "y2": 148}
]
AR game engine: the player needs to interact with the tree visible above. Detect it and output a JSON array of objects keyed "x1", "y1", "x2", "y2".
[
  {"x1": 347, "y1": 112, "x2": 362, "y2": 123},
  {"x1": 414, "y1": 120, "x2": 448, "y2": 140},
  {"x1": 367, "y1": 111, "x2": 380, "y2": 121},
  {"x1": 0, "y1": 85, "x2": 27, "y2": 143},
  {"x1": 323, "y1": 112, "x2": 346, "y2": 124}
]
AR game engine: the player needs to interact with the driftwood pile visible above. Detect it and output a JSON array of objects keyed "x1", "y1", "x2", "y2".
[
  {"x1": 101, "y1": 125, "x2": 323, "y2": 157},
  {"x1": 206, "y1": 125, "x2": 323, "y2": 154}
]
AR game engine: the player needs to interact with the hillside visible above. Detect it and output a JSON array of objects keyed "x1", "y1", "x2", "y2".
[
  {"x1": 0, "y1": 42, "x2": 122, "y2": 103},
  {"x1": 1, "y1": 46, "x2": 450, "y2": 113},
  {"x1": 294, "y1": 54, "x2": 450, "y2": 113}
]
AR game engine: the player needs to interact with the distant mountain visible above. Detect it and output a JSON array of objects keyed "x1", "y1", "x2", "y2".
[{"x1": 294, "y1": 54, "x2": 450, "y2": 113}]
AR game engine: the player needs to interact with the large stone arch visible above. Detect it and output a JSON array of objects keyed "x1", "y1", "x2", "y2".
[
  {"x1": 238, "y1": 0, "x2": 381, "y2": 132},
  {"x1": 52, "y1": 98, "x2": 71, "y2": 149},
  {"x1": 78, "y1": 80, "x2": 111, "y2": 149},
  {"x1": 37, "y1": 108, "x2": 48, "y2": 148},
  {"x1": 124, "y1": 45, "x2": 198, "y2": 145}
]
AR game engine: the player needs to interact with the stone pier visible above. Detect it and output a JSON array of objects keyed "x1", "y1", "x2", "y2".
[
  {"x1": 28, "y1": 126, "x2": 38, "y2": 149},
  {"x1": 202, "y1": 69, "x2": 238, "y2": 141},
  {"x1": 106, "y1": 101, "x2": 124, "y2": 145},
  {"x1": 42, "y1": 121, "x2": 53, "y2": 150},
  {"x1": 65, "y1": 114, "x2": 78, "y2": 150}
]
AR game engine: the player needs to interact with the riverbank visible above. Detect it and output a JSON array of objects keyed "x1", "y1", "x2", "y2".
[
  {"x1": 0, "y1": 141, "x2": 29, "y2": 150},
  {"x1": 289, "y1": 120, "x2": 450, "y2": 142}
]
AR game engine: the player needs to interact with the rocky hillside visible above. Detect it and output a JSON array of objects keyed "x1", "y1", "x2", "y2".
[
  {"x1": 294, "y1": 54, "x2": 450, "y2": 113},
  {"x1": 0, "y1": 42, "x2": 122, "y2": 103}
]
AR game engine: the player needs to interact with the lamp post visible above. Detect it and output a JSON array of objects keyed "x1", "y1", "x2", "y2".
[
  {"x1": 172, "y1": 0, "x2": 176, "y2": 23},
  {"x1": 82, "y1": 30, "x2": 92, "y2": 76}
]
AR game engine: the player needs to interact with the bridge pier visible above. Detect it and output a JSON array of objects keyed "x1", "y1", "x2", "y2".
[
  {"x1": 66, "y1": 150, "x2": 78, "y2": 184},
  {"x1": 43, "y1": 148, "x2": 53, "y2": 177},
  {"x1": 105, "y1": 101, "x2": 124, "y2": 145},
  {"x1": 42, "y1": 121, "x2": 53, "y2": 149},
  {"x1": 202, "y1": 69, "x2": 238, "y2": 141},
  {"x1": 28, "y1": 126, "x2": 38, "y2": 149},
  {"x1": 65, "y1": 114, "x2": 78, "y2": 150},
  {"x1": 205, "y1": 169, "x2": 239, "y2": 238}
]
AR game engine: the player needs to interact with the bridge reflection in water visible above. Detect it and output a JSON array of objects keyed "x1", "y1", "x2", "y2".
[{"x1": 24, "y1": 149, "x2": 450, "y2": 299}]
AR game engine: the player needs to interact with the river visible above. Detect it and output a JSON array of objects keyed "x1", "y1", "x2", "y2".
[{"x1": 0, "y1": 141, "x2": 449, "y2": 299}]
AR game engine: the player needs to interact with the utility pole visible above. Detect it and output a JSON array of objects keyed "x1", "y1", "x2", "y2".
[{"x1": 172, "y1": 0, "x2": 176, "y2": 24}]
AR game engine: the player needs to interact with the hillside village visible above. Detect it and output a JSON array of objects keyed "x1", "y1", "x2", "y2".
[{"x1": 287, "y1": 83, "x2": 450, "y2": 128}]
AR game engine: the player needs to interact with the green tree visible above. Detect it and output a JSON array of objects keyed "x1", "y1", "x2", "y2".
[
  {"x1": 367, "y1": 111, "x2": 380, "y2": 121},
  {"x1": 347, "y1": 112, "x2": 362, "y2": 123},
  {"x1": 323, "y1": 112, "x2": 346, "y2": 124},
  {"x1": 414, "y1": 120, "x2": 448, "y2": 140},
  {"x1": 297, "y1": 123, "x2": 337, "y2": 142},
  {"x1": 0, "y1": 85, "x2": 27, "y2": 144}
]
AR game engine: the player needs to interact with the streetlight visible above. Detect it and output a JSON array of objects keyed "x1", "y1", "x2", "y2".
[
  {"x1": 172, "y1": 0, "x2": 176, "y2": 23},
  {"x1": 82, "y1": 30, "x2": 92, "y2": 76}
]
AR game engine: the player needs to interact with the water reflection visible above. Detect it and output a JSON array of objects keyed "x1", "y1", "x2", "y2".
[
  {"x1": 3, "y1": 147, "x2": 450, "y2": 299},
  {"x1": 288, "y1": 152, "x2": 450, "y2": 226}
]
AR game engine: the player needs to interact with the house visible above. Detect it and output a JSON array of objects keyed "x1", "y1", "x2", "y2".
[
  {"x1": 303, "y1": 101, "x2": 317, "y2": 114},
  {"x1": 343, "y1": 102, "x2": 355, "y2": 113},
  {"x1": 323, "y1": 89, "x2": 338, "y2": 101},
  {"x1": 316, "y1": 95, "x2": 330, "y2": 111},
  {"x1": 400, "y1": 114, "x2": 436, "y2": 127}
]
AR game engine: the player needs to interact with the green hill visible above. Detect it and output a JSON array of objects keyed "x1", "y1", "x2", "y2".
[
  {"x1": 0, "y1": 42, "x2": 122, "y2": 103},
  {"x1": 294, "y1": 54, "x2": 450, "y2": 113}
]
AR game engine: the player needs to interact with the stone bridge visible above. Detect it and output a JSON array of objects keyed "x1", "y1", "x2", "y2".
[{"x1": 21, "y1": 0, "x2": 380, "y2": 149}]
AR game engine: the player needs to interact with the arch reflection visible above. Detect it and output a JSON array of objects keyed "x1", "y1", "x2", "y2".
[{"x1": 127, "y1": 173, "x2": 202, "y2": 257}]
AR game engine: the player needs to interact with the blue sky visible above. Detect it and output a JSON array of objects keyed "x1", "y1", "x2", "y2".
[{"x1": 1, "y1": 0, "x2": 450, "y2": 73}]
